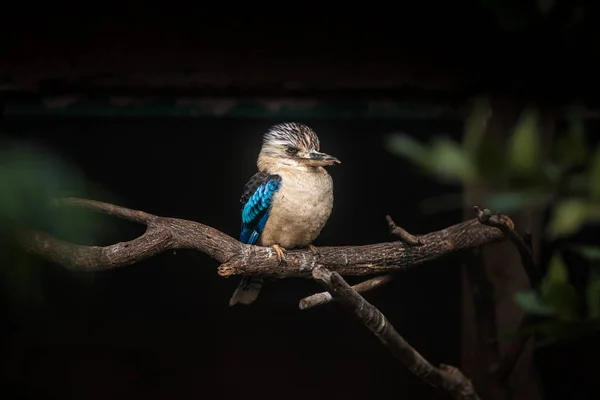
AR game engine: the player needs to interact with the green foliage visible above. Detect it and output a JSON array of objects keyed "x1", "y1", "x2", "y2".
[
  {"x1": 547, "y1": 199, "x2": 593, "y2": 239},
  {"x1": 589, "y1": 145, "x2": 600, "y2": 201},
  {"x1": 463, "y1": 98, "x2": 491, "y2": 156},
  {"x1": 571, "y1": 246, "x2": 600, "y2": 261},
  {"x1": 514, "y1": 290, "x2": 555, "y2": 317},
  {"x1": 385, "y1": 101, "x2": 600, "y2": 345},
  {"x1": 429, "y1": 137, "x2": 477, "y2": 184},
  {"x1": 0, "y1": 138, "x2": 119, "y2": 316},
  {"x1": 554, "y1": 107, "x2": 588, "y2": 169},
  {"x1": 508, "y1": 108, "x2": 542, "y2": 177},
  {"x1": 0, "y1": 140, "x2": 119, "y2": 241},
  {"x1": 385, "y1": 134, "x2": 430, "y2": 170},
  {"x1": 386, "y1": 134, "x2": 477, "y2": 184},
  {"x1": 515, "y1": 255, "x2": 580, "y2": 322},
  {"x1": 540, "y1": 255, "x2": 580, "y2": 321},
  {"x1": 484, "y1": 191, "x2": 549, "y2": 214}
]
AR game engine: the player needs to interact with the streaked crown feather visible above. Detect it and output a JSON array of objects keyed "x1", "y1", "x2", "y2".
[{"x1": 262, "y1": 122, "x2": 320, "y2": 151}]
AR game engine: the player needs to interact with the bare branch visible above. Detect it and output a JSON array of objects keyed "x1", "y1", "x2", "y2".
[
  {"x1": 16, "y1": 198, "x2": 510, "y2": 279},
  {"x1": 386, "y1": 214, "x2": 425, "y2": 246},
  {"x1": 15, "y1": 198, "x2": 243, "y2": 272},
  {"x1": 473, "y1": 206, "x2": 539, "y2": 383},
  {"x1": 300, "y1": 216, "x2": 425, "y2": 309},
  {"x1": 299, "y1": 274, "x2": 394, "y2": 310},
  {"x1": 312, "y1": 266, "x2": 480, "y2": 400},
  {"x1": 473, "y1": 206, "x2": 539, "y2": 286}
]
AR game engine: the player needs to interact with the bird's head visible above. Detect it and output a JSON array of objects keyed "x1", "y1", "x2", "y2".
[{"x1": 257, "y1": 122, "x2": 340, "y2": 171}]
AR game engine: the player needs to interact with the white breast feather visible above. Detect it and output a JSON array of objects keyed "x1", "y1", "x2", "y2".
[{"x1": 258, "y1": 168, "x2": 333, "y2": 249}]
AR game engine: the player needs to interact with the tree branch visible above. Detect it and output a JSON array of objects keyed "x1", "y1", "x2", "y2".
[
  {"x1": 473, "y1": 206, "x2": 539, "y2": 383},
  {"x1": 15, "y1": 198, "x2": 511, "y2": 278},
  {"x1": 299, "y1": 274, "x2": 394, "y2": 310},
  {"x1": 473, "y1": 206, "x2": 539, "y2": 286},
  {"x1": 386, "y1": 214, "x2": 425, "y2": 246},
  {"x1": 299, "y1": 215, "x2": 419, "y2": 309},
  {"x1": 312, "y1": 266, "x2": 480, "y2": 400},
  {"x1": 14, "y1": 198, "x2": 505, "y2": 396}
]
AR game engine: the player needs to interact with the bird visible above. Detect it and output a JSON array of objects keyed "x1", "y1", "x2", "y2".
[{"x1": 229, "y1": 122, "x2": 340, "y2": 306}]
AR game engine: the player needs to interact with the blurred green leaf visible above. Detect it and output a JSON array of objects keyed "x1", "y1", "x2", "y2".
[
  {"x1": 0, "y1": 142, "x2": 80, "y2": 227},
  {"x1": 472, "y1": 136, "x2": 509, "y2": 182},
  {"x1": 463, "y1": 98, "x2": 491, "y2": 157},
  {"x1": 0, "y1": 139, "x2": 117, "y2": 245},
  {"x1": 0, "y1": 139, "x2": 120, "y2": 316},
  {"x1": 541, "y1": 282, "x2": 580, "y2": 321},
  {"x1": 427, "y1": 137, "x2": 476, "y2": 184},
  {"x1": 541, "y1": 161, "x2": 563, "y2": 185},
  {"x1": 385, "y1": 134, "x2": 430, "y2": 168},
  {"x1": 540, "y1": 255, "x2": 579, "y2": 321},
  {"x1": 547, "y1": 198, "x2": 591, "y2": 239},
  {"x1": 553, "y1": 107, "x2": 587, "y2": 169},
  {"x1": 570, "y1": 246, "x2": 600, "y2": 261},
  {"x1": 543, "y1": 254, "x2": 569, "y2": 286},
  {"x1": 386, "y1": 134, "x2": 476, "y2": 184},
  {"x1": 586, "y1": 268, "x2": 600, "y2": 319},
  {"x1": 514, "y1": 290, "x2": 556, "y2": 316},
  {"x1": 484, "y1": 191, "x2": 550, "y2": 214},
  {"x1": 508, "y1": 108, "x2": 541, "y2": 176},
  {"x1": 589, "y1": 145, "x2": 600, "y2": 201}
]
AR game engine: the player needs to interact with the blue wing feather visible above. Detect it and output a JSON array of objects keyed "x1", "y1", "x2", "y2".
[{"x1": 240, "y1": 173, "x2": 282, "y2": 245}]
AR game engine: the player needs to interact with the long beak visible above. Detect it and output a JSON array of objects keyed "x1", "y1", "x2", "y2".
[{"x1": 302, "y1": 151, "x2": 341, "y2": 167}]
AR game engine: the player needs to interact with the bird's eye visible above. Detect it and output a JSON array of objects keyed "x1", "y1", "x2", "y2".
[{"x1": 286, "y1": 146, "x2": 298, "y2": 155}]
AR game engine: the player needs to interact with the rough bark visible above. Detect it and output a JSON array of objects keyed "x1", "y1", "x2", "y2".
[
  {"x1": 16, "y1": 198, "x2": 509, "y2": 279},
  {"x1": 313, "y1": 266, "x2": 481, "y2": 400}
]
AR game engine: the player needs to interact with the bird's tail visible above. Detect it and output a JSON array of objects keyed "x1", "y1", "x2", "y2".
[{"x1": 229, "y1": 276, "x2": 263, "y2": 306}]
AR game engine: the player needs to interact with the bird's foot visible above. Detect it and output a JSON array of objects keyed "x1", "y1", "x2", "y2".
[
  {"x1": 307, "y1": 244, "x2": 320, "y2": 257},
  {"x1": 272, "y1": 244, "x2": 287, "y2": 263}
]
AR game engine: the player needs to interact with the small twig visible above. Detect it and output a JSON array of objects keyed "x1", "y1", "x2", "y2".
[
  {"x1": 300, "y1": 215, "x2": 425, "y2": 309},
  {"x1": 299, "y1": 274, "x2": 394, "y2": 310},
  {"x1": 386, "y1": 214, "x2": 425, "y2": 246},
  {"x1": 312, "y1": 266, "x2": 480, "y2": 400}
]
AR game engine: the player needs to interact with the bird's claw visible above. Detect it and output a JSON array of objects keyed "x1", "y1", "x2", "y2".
[
  {"x1": 272, "y1": 244, "x2": 287, "y2": 263},
  {"x1": 307, "y1": 244, "x2": 320, "y2": 257}
]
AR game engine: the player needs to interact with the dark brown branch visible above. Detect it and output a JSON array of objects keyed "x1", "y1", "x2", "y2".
[
  {"x1": 15, "y1": 198, "x2": 243, "y2": 272},
  {"x1": 299, "y1": 215, "x2": 424, "y2": 309},
  {"x1": 15, "y1": 198, "x2": 511, "y2": 278},
  {"x1": 312, "y1": 266, "x2": 480, "y2": 400},
  {"x1": 474, "y1": 206, "x2": 539, "y2": 286},
  {"x1": 473, "y1": 206, "x2": 539, "y2": 383},
  {"x1": 386, "y1": 214, "x2": 425, "y2": 245},
  {"x1": 299, "y1": 274, "x2": 394, "y2": 310}
]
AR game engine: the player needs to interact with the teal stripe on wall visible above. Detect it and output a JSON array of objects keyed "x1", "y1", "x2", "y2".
[{"x1": 2, "y1": 97, "x2": 462, "y2": 119}]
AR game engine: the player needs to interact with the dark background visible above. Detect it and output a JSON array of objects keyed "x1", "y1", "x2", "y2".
[{"x1": 1, "y1": 2, "x2": 600, "y2": 399}]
